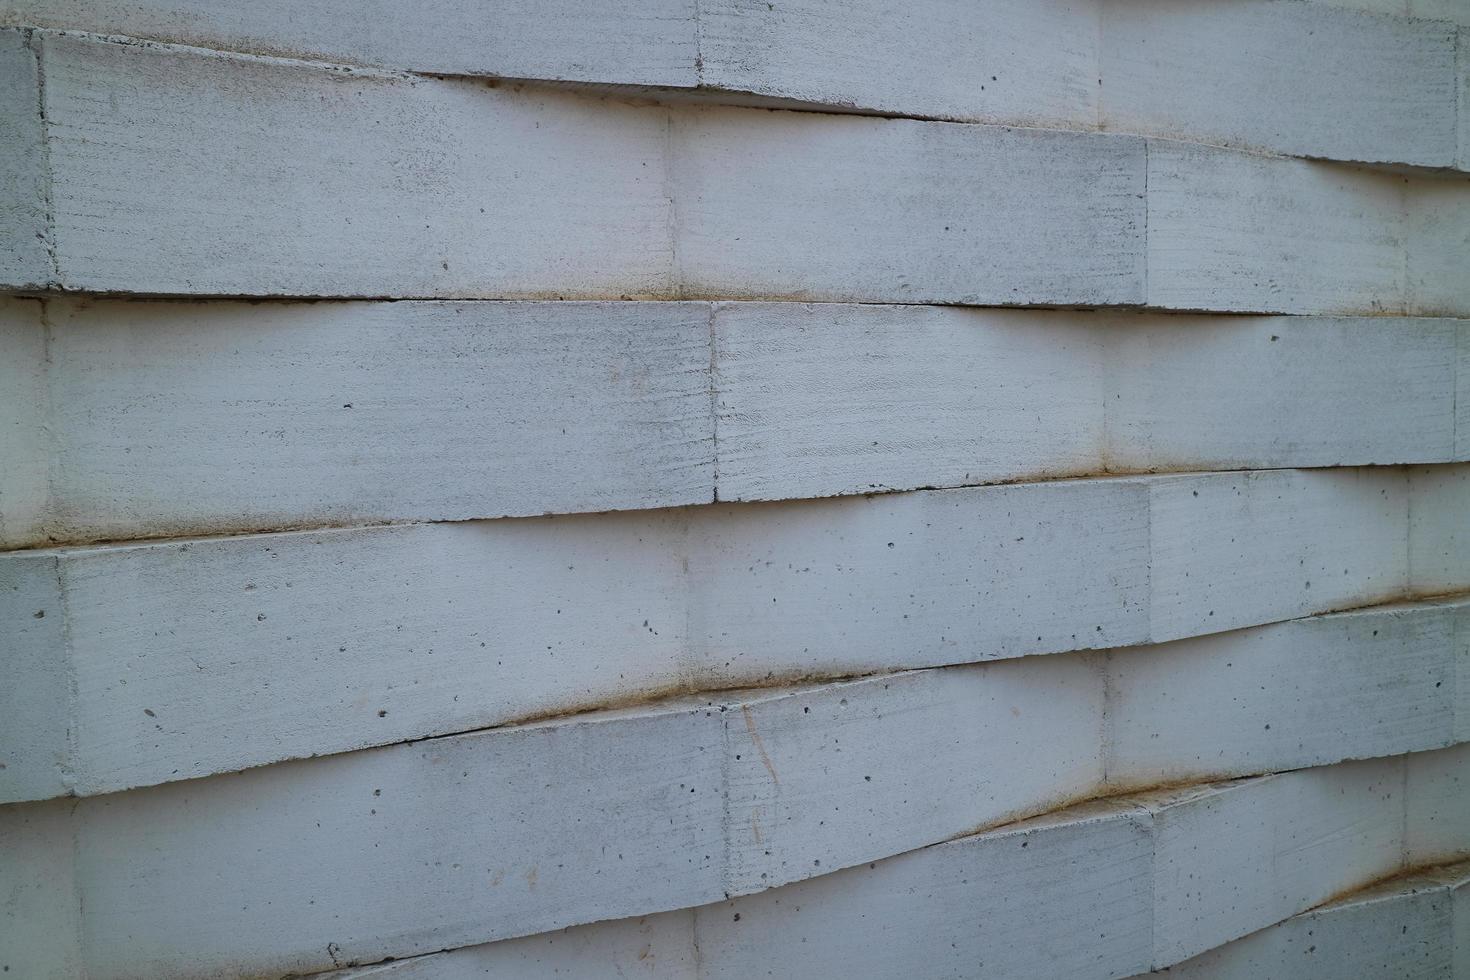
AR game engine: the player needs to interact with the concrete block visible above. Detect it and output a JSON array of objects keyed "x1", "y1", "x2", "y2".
[
  {"x1": 1, "y1": 298, "x2": 715, "y2": 547},
  {"x1": 1101, "y1": 0, "x2": 1458, "y2": 168},
  {"x1": 1145, "y1": 140, "x2": 1408, "y2": 314},
  {"x1": 5, "y1": 466, "x2": 1463, "y2": 803},
  {"x1": 1145, "y1": 862, "x2": 1468, "y2": 980},
  {"x1": 1106, "y1": 597, "x2": 1467, "y2": 787},
  {"x1": 696, "y1": 0, "x2": 1099, "y2": 129},
  {"x1": 0, "y1": 0, "x2": 699, "y2": 84}
]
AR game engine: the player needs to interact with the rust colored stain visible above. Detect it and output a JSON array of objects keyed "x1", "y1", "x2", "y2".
[{"x1": 740, "y1": 705, "x2": 780, "y2": 786}]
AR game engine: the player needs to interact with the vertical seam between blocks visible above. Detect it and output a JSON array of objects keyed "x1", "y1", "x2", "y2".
[
  {"x1": 1400, "y1": 753, "x2": 1411, "y2": 870},
  {"x1": 692, "y1": 0, "x2": 705, "y2": 87},
  {"x1": 38, "y1": 297, "x2": 61, "y2": 546},
  {"x1": 1141, "y1": 139, "x2": 1150, "y2": 308},
  {"x1": 708, "y1": 303, "x2": 719, "y2": 504},
  {"x1": 53, "y1": 551, "x2": 79, "y2": 797},
  {"x1": 1100, "y1": 651, "x2": 1114, "y2": 787},
  {"x1": 30, "y1": 30, "x2": 60, "y2": 288},
  {"x1": 664, "y1": 111, "x2": 683, "y2": 299},
  {"x1": 717, "y1": 700, "x2": 734, "y2": 901}
]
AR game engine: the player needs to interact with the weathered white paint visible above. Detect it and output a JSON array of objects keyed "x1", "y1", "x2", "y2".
[
  {"x1": 669, "y1": 107, "x2": 1146, "y2": 306},
  {"x1": 1148, "y1": 762, "x2": 1407, "y2": 964},
  {"x1": 1407, "y1": 741, "x2": 1470, "y2": 863},
  {"x1": 6, "y1": 30, "x2": 1465, "y2": 312},
  {"x1": 0, "y1": 0, "x2": 699, "y2": 84},
  {"x1": 0, "y1": 799, "x2": 83, "y2": 980},
  {"x1": 1408, "y1": 172, "x2": 1470, "y2": 315},
  {"x1": 720, "y1": 655, "x2": 1109, "y2": 897},
  {"x1": 319, "y1": 751, "x2": 1470, "y2": 980},
  {"x1": 7, "y1": 466, "x2": 1463, "y2": 803},
  {"x1": 0, "y1": 30, "x2": 48, "y2": 290},
  {"x1": 713, "y1": 304, "x2": 1465, "y2": 504},
  {"x1": 3, "y1": 605, "x2": 1467, "y2": 973},
  {"x1": 2, "y1": 2, "x2": 1463, "y2": 171},
  {"x1": 1104, "y1": 596, "x2": 1467, "y2": 788},
  {"x1": 1460, "y1": 32, "x2": 1470, "y2": 169},
  {"x1": 1100, "y1": 0, "x2": 1459, "y2": 168},
  {"x1": 0, "y1": 298, "x2": 47, "y2": 546},
  {"x1": 1410, "y1": 464, "x2": 1470, "y2": 594},
  {"x1": 1129, "y1": 861, "x2": 1470, "y2": 980},
  {"x1": 695, "y1": 0, "x2": 1099, "y2": 129},
  {"x1": 1309, "y1": 0, "x2": 1470, "y2": 28},
  {"x1": 1, "y1": 29, "x2": 1141, "y2": 305},
  {"x1": 1144, "y1": 140, "x2": 1408, "y2": 314},
  {"x1": 26, "y1": 31, "x2": 679, "y2": 299},
  {"x1": 3, "y1": 297, "x2": 715, "y2": 547},
  {"x1": 8, "y1": 298, "x2": 1466, "y2": 548}
]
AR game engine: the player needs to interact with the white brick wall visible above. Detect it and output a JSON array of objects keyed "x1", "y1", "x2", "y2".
[{"x1": 0, "y1": 1, "x2": 1466, "y2": 977}]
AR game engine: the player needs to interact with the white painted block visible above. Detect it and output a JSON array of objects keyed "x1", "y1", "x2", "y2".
[
  {"x1": 698, "y1": 799, "x2": 1157, "y2": 980},
  {"x1": 20, "y1": 517, "x2": 693, "y2": 802},
  {"x1": 14, "y1": 299, "x2": 1462, "y2": 549},
  {"x1": 68, "y1": 703, "x2": 728, "y2": 978},
  {"x1": 1147, "y1": 757, "x2": 1407, "y2": 964},
  {"x1": 1407, "y1": 740, "x2": 1470, "y2": 863},
  {"x1": 1101, "y1": 0, "x2": 1458, "y2": 168},
  {"x1": 0, "y1": 0, "x2": 698, "y2": 84},
  {"x1": 683, "y1": 477, "x2": 1152, "y2": 677},
  {"x1": 10, "y1": 31, "x2": 1466, "y2": 311},
  {"x1": 671, "y1": 109, "x2": 1146, "y2": 306},
  {"x1": 722, "y1": 656, "x2": 1105, "y2": 896},
  {"x1": 9, "y1": 298, "x2": 714, "y2": 547},
  {"x1": 1459, "y1": 31, "x2": 1470, "y2": 169},
  {"x1": 1410, "y1": 464, "x2": 1470, "y2": 593},
  {"x1": 0, "y1": 31, "x2": 48, "y2": 289},
  {"x1": 0, "y1": 298, "x2": 47, "y2": 547},
  {"x1": 0, "y1": 800, "x2": 83, "y2": 979},
  {"x1": 0, "y1": 552, "x2": 70, "y2": 803},
  {"x1": 1309, "y1": 0, "x2": 1470, "y2": 29},
  {"x1": 1146, "y1": 468, "x2": 1409, "y2": 640},
  {"x1": 1106, "y1": 598, "x2": 1466, "y2": 788},
  {"x1": 4, "y1": 30, "x2": 1149, "y2": 306},
  {"x1": 6, "y1": 466, "x2": 1462, "y2": 803},
  {"x1": 712, "y1": 302, "x2": 1107, "y2": 500},
  {"x1": 32, "y1": 31, "x2": 677, "y2": 298},
  {"x1": 1407, "y1": 172, "x2": 1470, "y2": 316},
  {"x1": 7, "y1": 630, "x2": 1467, "y2": 975},
  {"x1": 6, "y1": 1, "x2": 1462, "y2": 173},
  {"x1": 1145, "y1": 140, "x2": 1409, "y2": 314},
  {"x1": 714, "y1": 304, "x2": 1464, "y2": 504},
  {"x1": 1456, "y1": 867, "x2": 1470, "y2": 978},
  {"x1": 696, "y1": 0, "x2": 1099, "y2": 129},
  {"x1": 319, "y1": 751, "x2": 1470, "y2": 980},
  {"x1": 1103, "y1": 314, "x2": 1464, "y2": 471},
  {"x1": 1146, "y1": 862, "x2": 1468, "y2": 980},
  {"x1": 15, "y1": 591, "x2": 1470, "y2": 971}
]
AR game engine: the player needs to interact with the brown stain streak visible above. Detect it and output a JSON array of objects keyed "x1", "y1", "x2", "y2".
[{"x1": 740, "y1": 705, "x2": 780, "y2": 786}]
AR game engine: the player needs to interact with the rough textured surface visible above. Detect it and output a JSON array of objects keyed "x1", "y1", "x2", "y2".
[
  {"x1": 714, "y1": 304, "x2": 1464, "y2": 503},
  {"x1": 1101, "y1": 0, "x2": 1459, "y2": 168},
  {"x1": 2, "y1": 2, "x2": 1463, "y2": 170},
  {"x1": 696, "y1": 0, "x2": 1099, "y2": 128},
  {"x1": 1144, "y1": 140, "x2": 1408, "y2": 314},
  {"x1": 8, "y1": 299, "x2": 1466, "y2": 548},
  {"x1": 0, "y1": 31, "x2": 50, "y2": 290},
  {"x1": 1, "y1": 297, "x2": 714, "y2": 547},
  {"x1": 1, "y1": 465, "x2": 1461, "y2": 804},
  {"x1": 0, "y1": 0, "x2": 699, "y2": 83},
  {"x1": 1142, "y1": 861, "x2": 1469, "y2": 980},
  {"x1": 314, "y1": 751, "x2": 1469, "y2": 980},
  {"x1": 3, "y1": 2, "x2": 1468, "y2": 976},
  {"x1": 8, "y1": 30, "x2": 1468, "y2": 311}
]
